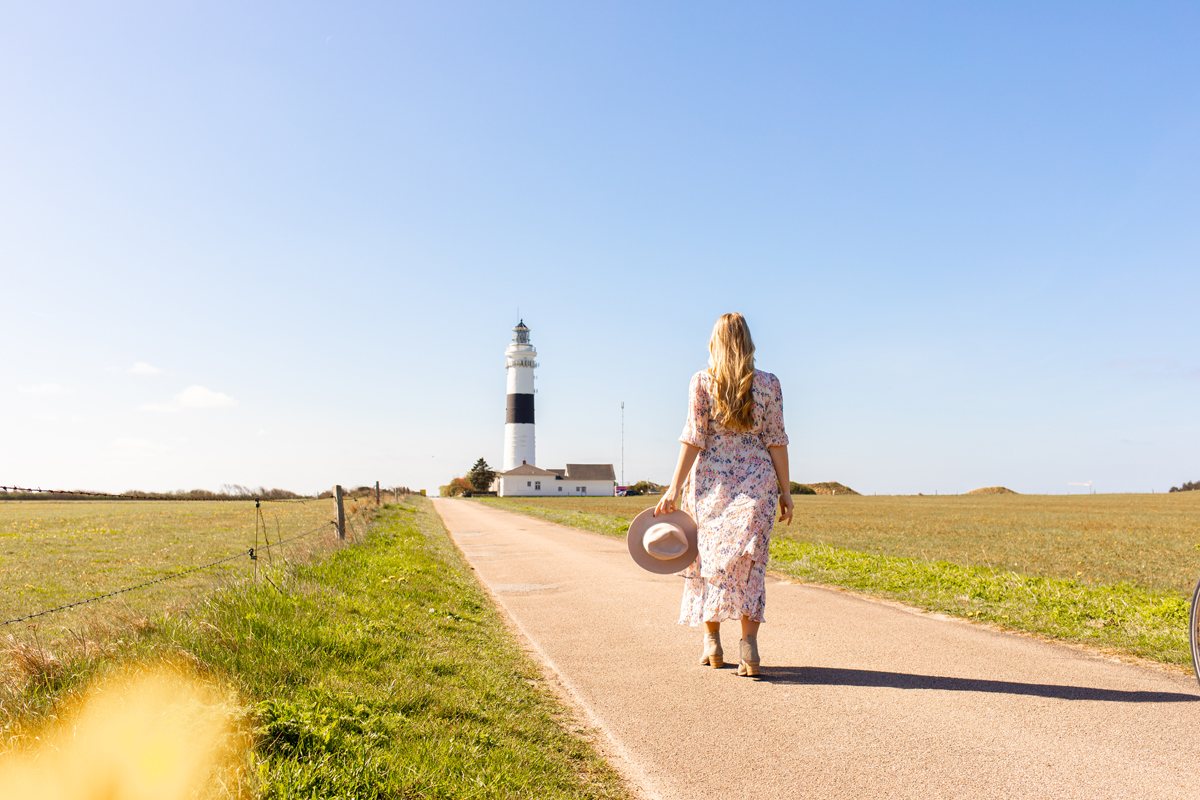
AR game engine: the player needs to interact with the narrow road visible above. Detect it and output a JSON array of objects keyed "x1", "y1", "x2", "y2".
[{"x1": 433, "y1": 499, "x2": 1197, "y2": 800}]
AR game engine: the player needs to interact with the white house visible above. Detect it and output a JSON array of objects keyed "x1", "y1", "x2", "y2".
[{"x1": 494, "y1": 462, "x2": 617, "y2": 497}]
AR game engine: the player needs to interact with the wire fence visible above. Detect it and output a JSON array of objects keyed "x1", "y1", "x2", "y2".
[
  {"x1": 0, "y1": 483, "x2": 404, "y2": 629},
  {"x1": 2, "y1": 550, "x2": 256, "y2": 627},
  {"x1": 0, "y1": 485, "x2": 312, "y2": 502}
]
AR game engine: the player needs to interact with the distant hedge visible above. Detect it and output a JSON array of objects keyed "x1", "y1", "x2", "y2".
[{"x1": 1169, "y1": 480, "x2": 1199, "y2": 493}]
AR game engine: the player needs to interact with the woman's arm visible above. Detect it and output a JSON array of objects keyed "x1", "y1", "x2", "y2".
[
  {"x1": 768, "y1": 445, "x2": 794, "y2": 525},
  {"x1": 654, "y1": 442, "x2": 701, "y2": 516}
]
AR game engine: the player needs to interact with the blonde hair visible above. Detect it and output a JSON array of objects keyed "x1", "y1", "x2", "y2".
[{"x1": 707, "y1": 312, "x2": 756, "y2": 431}]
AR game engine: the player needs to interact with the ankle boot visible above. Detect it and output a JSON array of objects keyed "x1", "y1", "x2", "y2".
[
  {"x1": 698, "y1": 631, "x2": 723, "y2": 668},
  {"x1": 738, "y1": 635, "x2": 760, "y2": 677}
]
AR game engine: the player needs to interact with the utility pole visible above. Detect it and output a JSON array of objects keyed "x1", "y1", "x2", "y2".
[{"x1": 620, "y1": 401, "x2": 625, "y2": 486}]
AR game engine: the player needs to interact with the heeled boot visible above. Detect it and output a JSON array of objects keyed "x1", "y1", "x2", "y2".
[
  {"x1": 698, "y1": 631, "x2": 724, "y2": 668},
  {"x1": 738, "y1": 635, "x2": 760, "y2": 677}
]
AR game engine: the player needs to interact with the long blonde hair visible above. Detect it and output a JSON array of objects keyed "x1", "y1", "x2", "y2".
[{"x1": 707, "y1": 312, "x2": 756, "y2": 431}]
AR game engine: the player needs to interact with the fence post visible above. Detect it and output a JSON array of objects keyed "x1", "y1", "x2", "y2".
[
  {"x1": 335, "y1": 485, "x2": 346, "y2": 540},
  {"x1": 375, "y1": 481, "x2": 380, "y2": 505}
]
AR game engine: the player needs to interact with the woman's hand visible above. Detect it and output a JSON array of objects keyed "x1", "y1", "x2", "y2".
[
  {"x1": 656, "y1": 443, "x2": 702, "y2": 517},
  {"x1": 654, "y1": 485, "x2": 679, "y2": 517},
  {"x1": 768, "y1": 445, "x2": 792, "y2": 525},
  {"x1": 778, "y1": 492, "x2": 794, "y2": 525}
]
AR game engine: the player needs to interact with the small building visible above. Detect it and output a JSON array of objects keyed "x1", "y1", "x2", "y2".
[{"x1": 493, "y1": 462, "x2": 617, "y2": 497}]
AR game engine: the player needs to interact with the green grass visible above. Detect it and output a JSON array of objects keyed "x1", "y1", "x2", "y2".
[
  {"x1": 479, "y1": 493, "x2": 1200, "y2": 666},
  {"x1": 769, "y1": 538, "x2": 1190, "y2": 664},
  {"x1": 3, "y1": 498, "x2": 632, "y2": 799},
  {"x1": 0, "y1": 498, "x2": 346, "y2": 638},
  {"x1": 475, "y1": 499, "x2": 632, "y2": 537}
]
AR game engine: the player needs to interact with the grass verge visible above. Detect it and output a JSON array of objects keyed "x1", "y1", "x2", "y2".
[
  {"x1": 769, "y1": 538, "x2": 1190, "y2": 666},
  {"x1": 474, "y1": 499, "x2": 632, "y2": 538},
  {"x1": 3, "y1": 497, "x2": 631, "y2": 799}
]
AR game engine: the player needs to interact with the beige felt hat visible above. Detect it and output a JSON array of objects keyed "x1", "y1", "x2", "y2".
[{"x1": 627, "y1": 507, "x2": 699, "y2": 574}]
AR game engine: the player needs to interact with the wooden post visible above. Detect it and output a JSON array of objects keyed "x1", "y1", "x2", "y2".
[
  {"x1": 394, "y1": 487, "x2": 399, "y2": 502},
  {"x1": 375, "y1": 480, "x2": 380, "y2": 505},
  {"x1": 335, "y1": 485, "x2": 346, "y2": 540}
]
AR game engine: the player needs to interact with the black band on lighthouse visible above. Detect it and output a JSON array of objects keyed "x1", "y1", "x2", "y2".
[{"x1": 506, "y1": 393, "x2": 535, "y2": 424}]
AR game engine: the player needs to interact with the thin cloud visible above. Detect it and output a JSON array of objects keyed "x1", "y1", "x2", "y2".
[
  {"x1": 139, "y1": 385, "x2": 237, "y2": 413},
  {"x1": 1105, "y1": 358, "x2": 1177, "y2": 370},
  {"x1": 177, "y1": 385, "x2": 236, "y2": 408},
  {"x1": 108, "y1": 362, "x2": 163, "y2": 375},
  {"x1": 112, "y1": 437, "x2": 170, "y2": 462},
  {"x1": 1104, "y1": 358, "x2": 1197, "y2": 380},
  {"x1": 18, "y1": 383, "x2": 71, "y2": 395}
]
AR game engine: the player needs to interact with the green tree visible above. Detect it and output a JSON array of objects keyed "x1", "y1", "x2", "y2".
[
  {"x1": 790, "y1": 481, "x2": 816, "y2": 495},
  {"x1": 467, "y1": 458, "x2": 497, "y2": 491}
]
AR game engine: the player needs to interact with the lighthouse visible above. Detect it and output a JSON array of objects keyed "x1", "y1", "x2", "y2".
[{"x1": 503, "y1": 320, "x2": 537, "y2": 470}]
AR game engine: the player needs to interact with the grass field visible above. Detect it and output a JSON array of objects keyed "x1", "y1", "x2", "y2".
[
  {"x1": 481, "y1": 493, "x2": 1200, "y2": 591},
  {"x1": 3, "y1": 498, "x2": 632, "y2": 799},
  {"x1": 478, "y1": 493, "x2": 1200, "y2": 665},
  {"x1": 0, "y1": 497, "x2": 372, "y2": 639}
]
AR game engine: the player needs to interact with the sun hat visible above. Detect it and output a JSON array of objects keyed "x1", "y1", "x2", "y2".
[{"x1": 627, "y1": 507, "x2": 699, "y2": 574}]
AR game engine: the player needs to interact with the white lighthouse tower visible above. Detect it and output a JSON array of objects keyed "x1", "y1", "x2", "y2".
[{"x1": 503, "y1": 320, "x2": 537, "y2": 470}]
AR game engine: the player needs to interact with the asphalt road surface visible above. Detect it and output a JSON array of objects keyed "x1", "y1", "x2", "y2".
[{"x1": 433, "y1": 499, "x2": 1198, "y2": 800}]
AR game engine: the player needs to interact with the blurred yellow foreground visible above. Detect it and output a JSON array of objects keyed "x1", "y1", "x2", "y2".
[{"x1": 1, "y1": 664, "x2": 252, "y2": 800}]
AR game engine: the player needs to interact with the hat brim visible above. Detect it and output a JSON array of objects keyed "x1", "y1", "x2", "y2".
[{"x1": 627, "y1": 507, "x2": 699, "y2": 574}]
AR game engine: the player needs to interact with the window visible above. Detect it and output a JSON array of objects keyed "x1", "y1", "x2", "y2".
[
  {"x1": 576, "y1": 486, "x2": 587, "y2": 494},
  {"x1": 527, "y1": 481, "x2": 531, "y2": 487},
  {"x1": 534, "y1": 481, "x2": 541, "y2": 490},
  {"x1": 558, "y1": 486, "x2": 562, "y2": 492}
]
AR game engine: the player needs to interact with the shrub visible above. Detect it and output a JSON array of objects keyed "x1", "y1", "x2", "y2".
[
  {"x1": 790, "y1": 482, "x2": 816, "y2": 495},
  {"x1": 438, "y1": 477, "x2": 472, "y2": 497}
]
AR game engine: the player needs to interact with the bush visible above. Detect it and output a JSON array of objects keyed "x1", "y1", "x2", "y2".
[
  {"x1": 790, "y1": 482, "x2": 816, "y2": 495},
  {"x1": 438, "y1": 477, "x2": 472, "y2": 497},
  {"x1": 629, "y1": 480, "x2": 664, "y2": 494},
  {"x1": 1169, "y1": 480, "x2": 1199, "y2": 493}
]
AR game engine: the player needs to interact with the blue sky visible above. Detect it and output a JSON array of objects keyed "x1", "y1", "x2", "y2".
[{"x1": 2, "y1": 2, "x2": 1197, "y2": 495}]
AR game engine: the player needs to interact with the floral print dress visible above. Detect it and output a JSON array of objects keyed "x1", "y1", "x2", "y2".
[{"x1": 677, "y1": 369, "x2": 789, "y2": 625}]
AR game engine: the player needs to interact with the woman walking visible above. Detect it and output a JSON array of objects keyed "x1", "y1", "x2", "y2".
[{"x1": 654, "y1": 312, "x2": 792, "y2": 676}]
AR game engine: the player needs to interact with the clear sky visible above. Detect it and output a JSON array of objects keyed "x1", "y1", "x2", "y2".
[{"x1": 2, "y1": 2, "x2": 1197, "y2": 496}]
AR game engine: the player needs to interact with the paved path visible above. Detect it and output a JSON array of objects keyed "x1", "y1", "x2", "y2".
[{"x1": 433, "y1": 499, "x2": 1198, "y2": 799}]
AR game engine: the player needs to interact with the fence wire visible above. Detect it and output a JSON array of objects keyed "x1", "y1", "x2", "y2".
[
  {"x1": 0, "y1": 485, "x2": 316, "y2": 502},
  {"x1": 1, "y1": 519, "x2": 338, "y2": 628}
]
